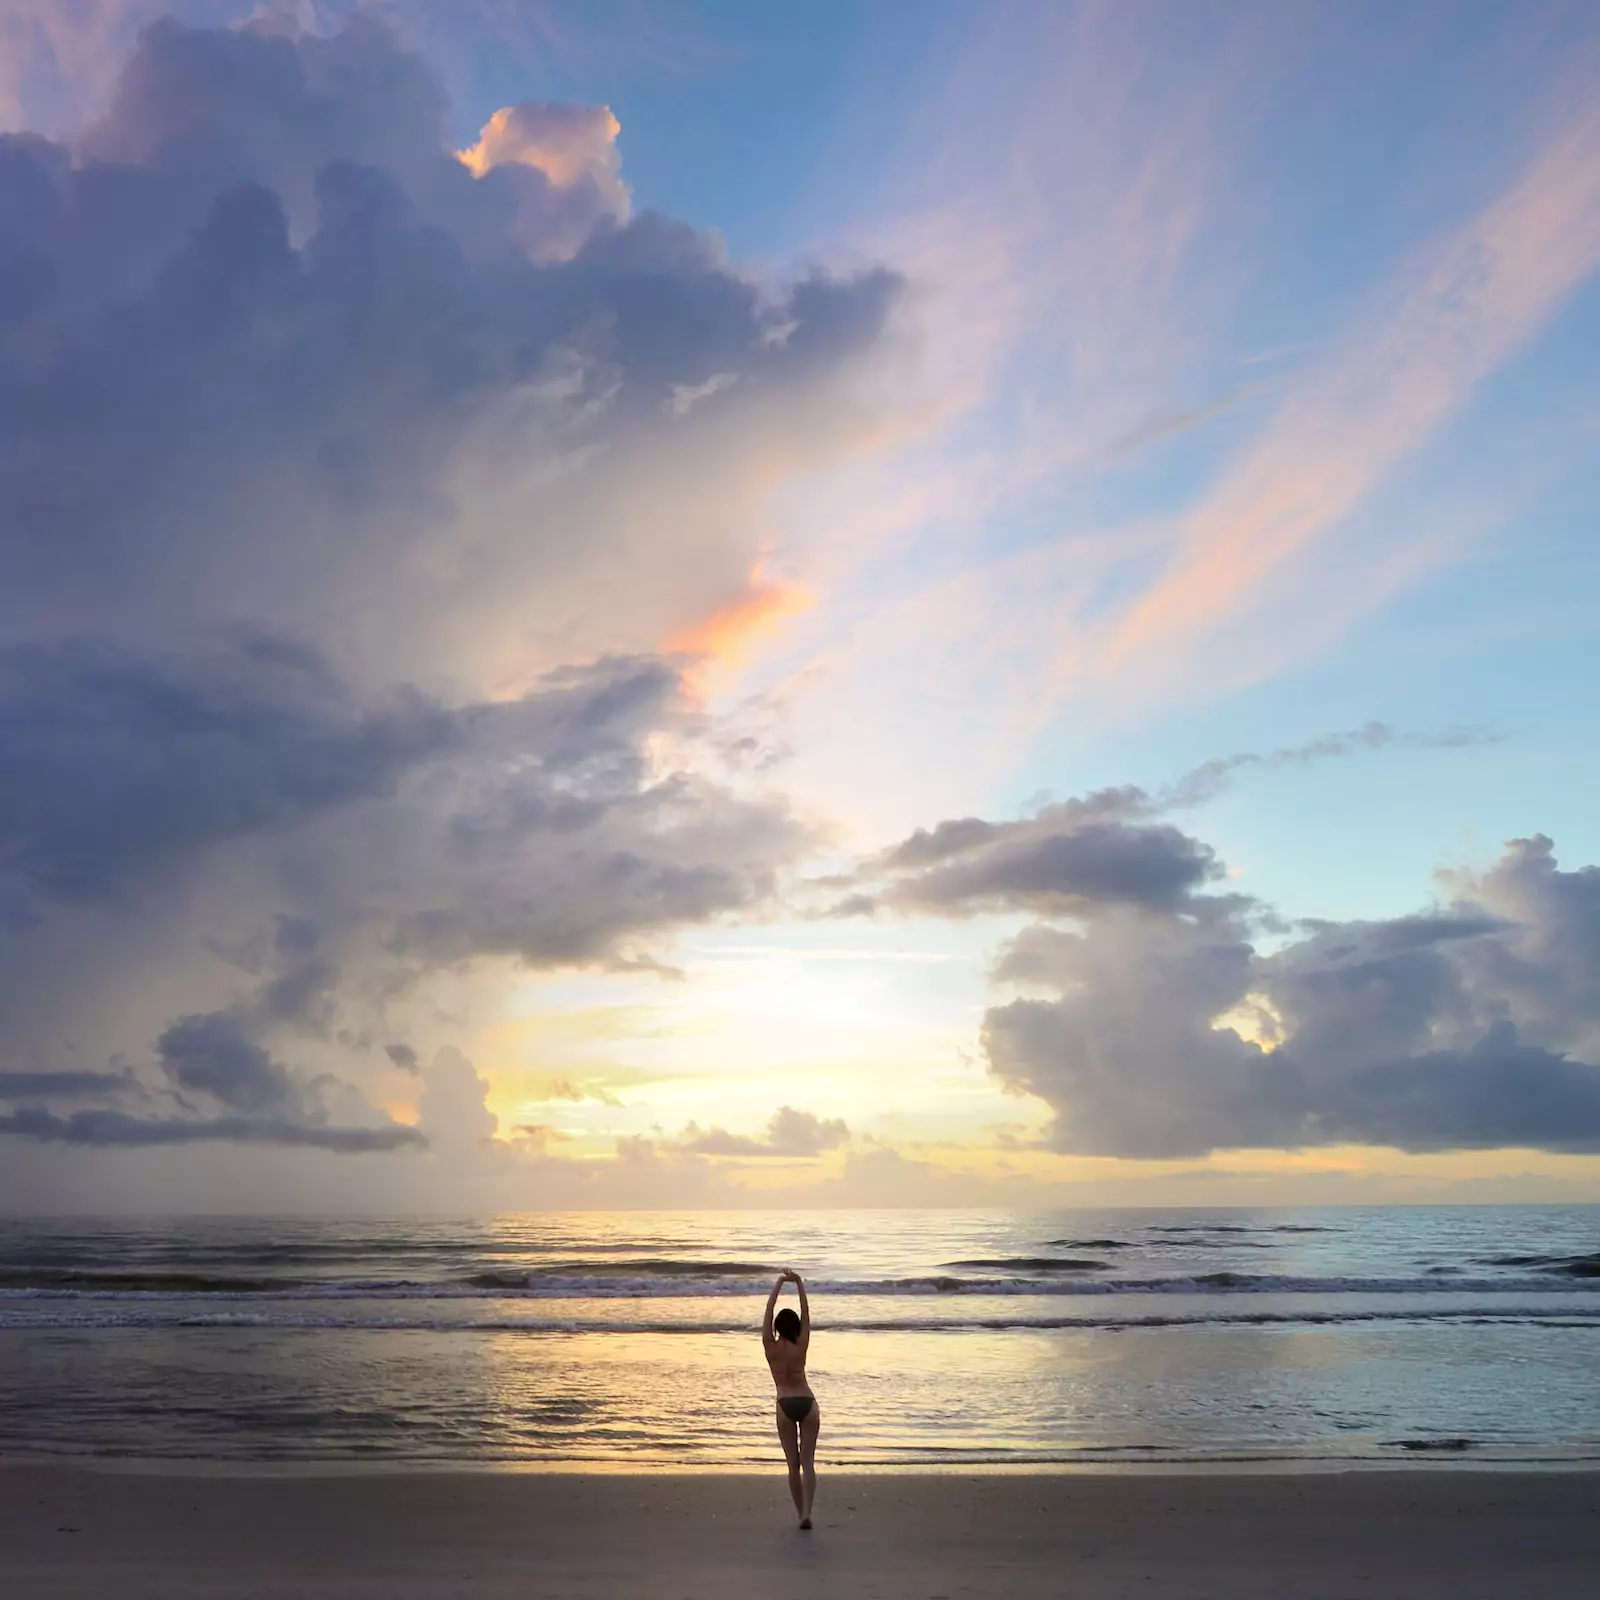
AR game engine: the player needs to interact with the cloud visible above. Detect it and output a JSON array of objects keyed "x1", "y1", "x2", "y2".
[
  {"x1": 0, "y1": 15, "x2": 903, "y2": 1196},
  {"x1": 417, "y1": 1046, "x2": 497, "y2": 1150},
  {"x1": 0, "y1": 649, "x2": 811, "y2": 1156},
  {"x1": 0, "y1": 1071, "x2": 131, "y2": 1099},
  {"x1": 0, "y1": 18, "x2": 901, "y2": 690},
  {"x1": 157, "y1": 1008, "x2": 300, "y2": 1114},
  {"x1": 0, "y1": 635, "x2": 451, "y2": 909},
  {"x1": 535, "y1": 1078, "x2": 622, "y2": 1107},
  {"x1": 0, "y1": 993, "x2": 426, "y2": 1151},
  {"x1": 456, "y1": 102, "x2": 628, "y2": 261},
  {"x1": 0, "y1": 1106, "x2": 423, "y2": 1151},
  {"x1": 1099, "y1": 380, "x2": 1268, "y2": 461},
  {"x1": 1089, "y1": 89, "x2": 1600, "y2": 700},
  {"x1": 889, "y1": 819, "x2": 1218, "y2": 917},
  {"x1": 680, "y1": 1105, "x2": 850, "y2": 1158},
  {"x1": 844, "y1": 722, "x2": 1497, "y2": 920},
  {"x1": 976, "y1": 825, "x2": 1600, "y2": 1158},
  {"x1": 1158, "y1": 722, "x2": 1504, "y2": 809},
  {"x1": 848, "y1": 790, "x2": 1216, "y2": 918}
]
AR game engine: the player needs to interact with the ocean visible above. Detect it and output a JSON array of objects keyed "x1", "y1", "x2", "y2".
[{"x1": 2, "y1": 1207, "x2": 1597, "y2": 1468}]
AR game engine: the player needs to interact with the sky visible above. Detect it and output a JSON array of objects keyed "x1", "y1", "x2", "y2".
[{"x1": 1, "y1": 0, "x2": 1598, "y2": 1211}]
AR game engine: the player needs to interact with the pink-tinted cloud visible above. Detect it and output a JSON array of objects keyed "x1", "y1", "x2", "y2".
[{"x1": 1083, "y1": 91, "x2": 1600, "y2": 701}]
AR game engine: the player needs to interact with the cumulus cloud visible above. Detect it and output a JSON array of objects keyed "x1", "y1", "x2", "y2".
[
  {"x1": 0, "y1": 17, "x2": 901, "y2": 690},
  {"x1": 0, "y1": 16, "x2": 902, "y2": 1191},
  {"x1": 680, "y1": 1105, "x2": 850, "y2": 1158},
  {"x1": 977, "y1": 827, "x2": 1600, "y2": 1157},
  {"x1": 416, "y1": 1046, "x2": 498, "y2": 1151}
]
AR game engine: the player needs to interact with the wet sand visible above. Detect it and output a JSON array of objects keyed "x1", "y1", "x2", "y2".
[{"x1": 3, "y1": 1463, "x2": 1597, "y2": 1599}]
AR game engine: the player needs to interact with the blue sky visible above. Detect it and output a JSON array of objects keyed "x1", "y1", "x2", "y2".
[{"x1": 1, "y1": 1, "x2": 1598, "y2": 1209}]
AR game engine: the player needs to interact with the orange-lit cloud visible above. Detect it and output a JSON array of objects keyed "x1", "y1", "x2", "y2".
[
  {"x1": 669, "y1": 563, "x2": 814, "y2": 691},
  {"x1": 458, "y1": 101, "x2": 626, "y2": 194}
]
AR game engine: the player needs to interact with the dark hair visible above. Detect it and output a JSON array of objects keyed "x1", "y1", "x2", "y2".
[{"x1": 774, "y1": 1307, "x2": 801, "y2": 1342}]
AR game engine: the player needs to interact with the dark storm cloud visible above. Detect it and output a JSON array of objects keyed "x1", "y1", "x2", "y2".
[
  {"x1": 977, "y1": 832, "x2": 1600, "y2": 1158},
  {"x1": 681, "y1": 1106, "x2": 850, "y2": 1158}
]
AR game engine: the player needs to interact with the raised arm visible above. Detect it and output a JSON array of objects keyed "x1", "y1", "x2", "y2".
[
  {"x1": 762, "y1": 1273, "x2": 784, "y2": 1344},
  {"x1": 794, "y1": 1271, "x2": 810, "y2": 1350}
]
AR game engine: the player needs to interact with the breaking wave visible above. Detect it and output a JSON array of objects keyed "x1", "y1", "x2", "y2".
[{"x1": 3, "y1": 1269, "x2": 1598, "y2": 1302}]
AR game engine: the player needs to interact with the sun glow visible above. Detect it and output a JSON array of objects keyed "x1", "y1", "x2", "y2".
[{"x1": 1210, "y1": 992, "x2": 1284, "y2": 1052}]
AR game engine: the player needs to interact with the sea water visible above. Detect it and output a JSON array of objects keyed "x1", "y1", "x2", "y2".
[{"x1": 1, "y1": 1206, "x2": 1596, "y2": 1467}]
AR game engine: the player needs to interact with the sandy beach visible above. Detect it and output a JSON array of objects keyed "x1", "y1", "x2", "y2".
[{"x1": 2, "y1": 1465, "x2": 1595, "y2": 1599}]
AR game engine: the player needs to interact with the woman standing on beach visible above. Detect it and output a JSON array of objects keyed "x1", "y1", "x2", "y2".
[{"x1": 763, "y1": 1269, "x2": 819, "y2": 1528}]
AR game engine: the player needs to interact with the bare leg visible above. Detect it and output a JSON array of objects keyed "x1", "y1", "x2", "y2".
[
  {"x1": 775, "y1": 1404, "x2": 803, "y2": 1521},
  {"x1": 798, "y1": 1402, "x2": 821, "y2": 1527}
]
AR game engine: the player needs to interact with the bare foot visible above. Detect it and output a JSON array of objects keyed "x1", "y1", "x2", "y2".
[{"x1": 799, "y1": 1517, "x2": 812, "y2": 1530}]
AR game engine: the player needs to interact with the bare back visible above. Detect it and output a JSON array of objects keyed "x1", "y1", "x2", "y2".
[
  {"x1": 761, "y1": 1270, "x2": 813, "y2": 1397},
  {"x1": 764, "y1": 1331, "x2": 810, "y2": 1397}
]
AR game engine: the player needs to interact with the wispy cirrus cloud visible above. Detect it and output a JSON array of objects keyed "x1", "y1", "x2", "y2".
[{"x1": 1084, "y1": 87, "x2": 1600, "y2": 706}]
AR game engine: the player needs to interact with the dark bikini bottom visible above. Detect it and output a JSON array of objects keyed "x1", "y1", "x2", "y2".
[{"x1": 778, "y1": 1396, "x2": 814, "y2": 1423}]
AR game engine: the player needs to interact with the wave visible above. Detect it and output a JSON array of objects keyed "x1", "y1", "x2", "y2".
[
  {"x1": 0, "y1": 1269, "x2": 307, "y2": 1293},
  {"x1": 942, "y1": 1257, "x2": 1109, "y2": 1271},
  {"x1": 1477, "y1": 1253, "x2": 1600, "y2": 1278},
  {"x1": 1147, "y1": 1224, "x2": 1339, "y2": 1236},
  {"x1": 2, "y1": 1301, "x2": 1596, "y2": 1336},
  {"x1": 466, "y1": 1259, "x2": 774, "y2": 1289},
  {"x1": 3, "y1": 1271, "x2": 1599, "y2": 1302}
]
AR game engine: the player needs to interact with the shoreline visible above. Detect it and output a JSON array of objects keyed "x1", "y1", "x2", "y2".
[
  {"x1": 5, "y1": 1464, "x2": 1598, "y2": 1599},
  {"x1": 4, "y1": 1451, "x2": 1600, "y2": 1477}
]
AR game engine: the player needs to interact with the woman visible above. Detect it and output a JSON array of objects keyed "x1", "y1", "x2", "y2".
[{"x1": 762, "y1": 1268, "x2": 819, "y2": 1528}]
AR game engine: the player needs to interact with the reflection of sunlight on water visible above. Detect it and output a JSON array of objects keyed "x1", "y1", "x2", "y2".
[
  {"x1": 479, "y1": 1332, "x2": 772, "y2": 1459},
  {"x1": 469, "y1": 1326, "x2": 1131, "y2": 1463}
]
